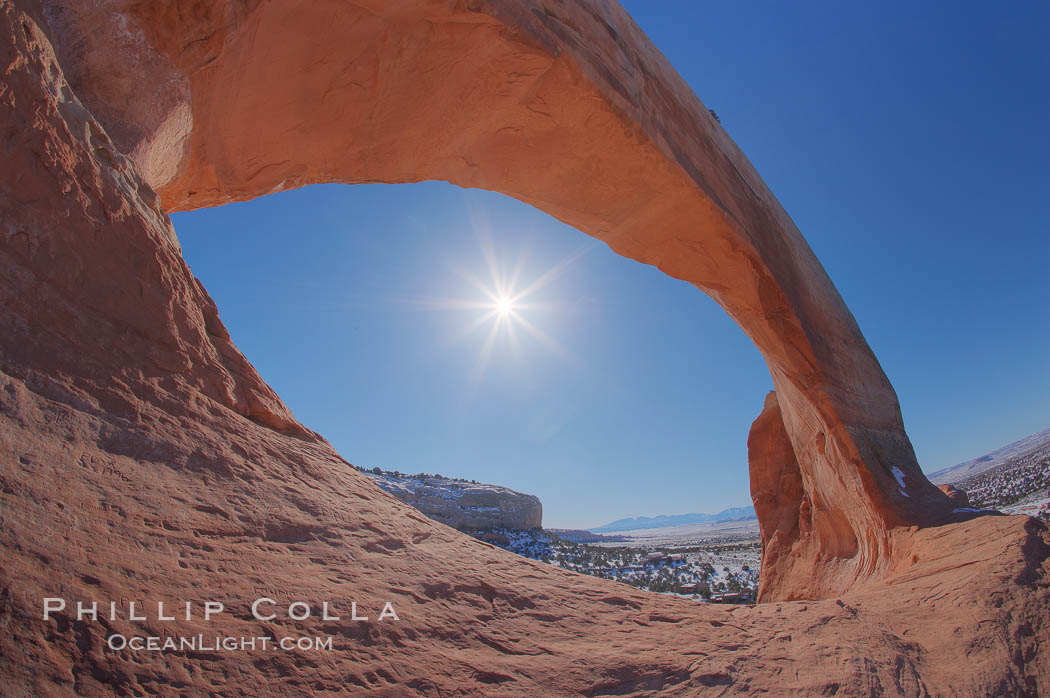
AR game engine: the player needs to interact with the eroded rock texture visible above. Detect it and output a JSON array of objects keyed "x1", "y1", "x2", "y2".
[{"x1": 1, "y1": 0, "x2": 1047, "y2": 694}]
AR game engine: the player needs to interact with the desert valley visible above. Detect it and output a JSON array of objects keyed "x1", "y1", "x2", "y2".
[{"x1": 359, "y1": 425, "x2": 1050, "y2": 606}]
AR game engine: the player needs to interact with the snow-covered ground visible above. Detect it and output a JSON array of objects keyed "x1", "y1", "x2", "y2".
[
  {"x1": 472, "y1": 526, "x2": 761, "y2": 602},
  {"x1": 362, "y1": 470, "x2": 511, "y2": 502},
  {"x1": 1001, "y1": 492, "x2": 1050, "y2": 518}
]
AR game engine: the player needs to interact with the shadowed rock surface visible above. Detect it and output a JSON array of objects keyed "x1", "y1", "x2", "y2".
[{"x1": 0, "y1": 0, "x2": 1047, "y2": 694}]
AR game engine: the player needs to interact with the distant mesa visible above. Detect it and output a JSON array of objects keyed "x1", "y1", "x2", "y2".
[
  {"x1": 928, "y1": 426, "x2": 1050, "y2": 484},
  {"x1": 589, "y1": 506, "x2": 757, "y2": 533},
  {"x1": 930, "y1": 428, "x2": 1050, "y2": 518},
  {"x1": 360, "y1": 467, "x2": 542, "y2": 531}
]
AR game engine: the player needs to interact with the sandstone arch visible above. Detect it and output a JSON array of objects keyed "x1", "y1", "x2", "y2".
[
  {"x1": 45, "y1": 0, "x2": 956, "y2": 600},
  {"x1": 4, "y1": 1, "x2": 1047, "y2": 694}
]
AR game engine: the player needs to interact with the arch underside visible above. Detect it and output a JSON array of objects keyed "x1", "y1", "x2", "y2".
[{"x1": 5, "y1": 1, "x2": 1045, "y2": 694}]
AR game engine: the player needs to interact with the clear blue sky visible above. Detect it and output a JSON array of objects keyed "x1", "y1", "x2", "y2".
[{"x1": 172, "y1": 1, "x2": 1048, "y2": 529}]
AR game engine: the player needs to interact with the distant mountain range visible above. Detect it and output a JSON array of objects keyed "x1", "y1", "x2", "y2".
[
  {"x1": 927, "y1": 427, "x2": 1050, "y2": 485},
  {"x1": 589, "y1": 506, "x2": 756, "y2": 533}
]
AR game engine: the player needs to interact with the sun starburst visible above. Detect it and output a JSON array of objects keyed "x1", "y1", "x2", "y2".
[
  {"x1": 397, "y1": 213, "x2": 590, "y2": 385},
  {"x1": 494, "y1": 296, "x2": 514, "y2": 317}
]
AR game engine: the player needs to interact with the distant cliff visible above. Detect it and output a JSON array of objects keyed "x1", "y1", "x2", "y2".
[{"x1": 360, "y1": 468, "x2": 542, "y2": 531}]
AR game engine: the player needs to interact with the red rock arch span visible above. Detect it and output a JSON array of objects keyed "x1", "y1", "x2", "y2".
[
  {"x1": 41, "y1": 0, "x2": 958, "y2": 601},
  {"x1": 7, "y1": 2, "x2": 1050, "y2": 693}
]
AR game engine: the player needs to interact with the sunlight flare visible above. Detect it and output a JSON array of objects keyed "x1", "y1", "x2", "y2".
[
  {"x1": 494, "y1": 296, "x2": 515, "y2": 317},
  {"x1": 397, "y1": 219, "x2": 588, "y2": 382}
]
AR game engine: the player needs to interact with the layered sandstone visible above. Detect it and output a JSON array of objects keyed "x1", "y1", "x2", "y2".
[{"x1": 0, "y1": 0, "x2": 1046, "y2": 694}]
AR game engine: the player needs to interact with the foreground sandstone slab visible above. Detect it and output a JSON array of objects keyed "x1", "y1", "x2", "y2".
[
  {"x1": 1, "y1": 367, "x2": 1047, "y2": 694},
  {"x1": 1, "y1": 0, "x2": 1046, "y2": 694}
]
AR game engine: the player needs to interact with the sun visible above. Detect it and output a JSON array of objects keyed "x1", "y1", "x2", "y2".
[
  {"x1": 494, "y1": 296, "x2": 514, "y2": 317},
  {"x1": 399, "y1": 215, "x2": 592, "y2": 385}
]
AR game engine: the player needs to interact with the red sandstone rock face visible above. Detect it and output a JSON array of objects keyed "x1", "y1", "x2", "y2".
[
  {"x1": 938, "y1": 484, "x2": 971, "y2": 508},
  {"x1": 749, "y1": 391, "x2": 808, "y2": 602},
  {"x1": 1, "y1": 0, "x2": 1047, "y2": 694}
]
